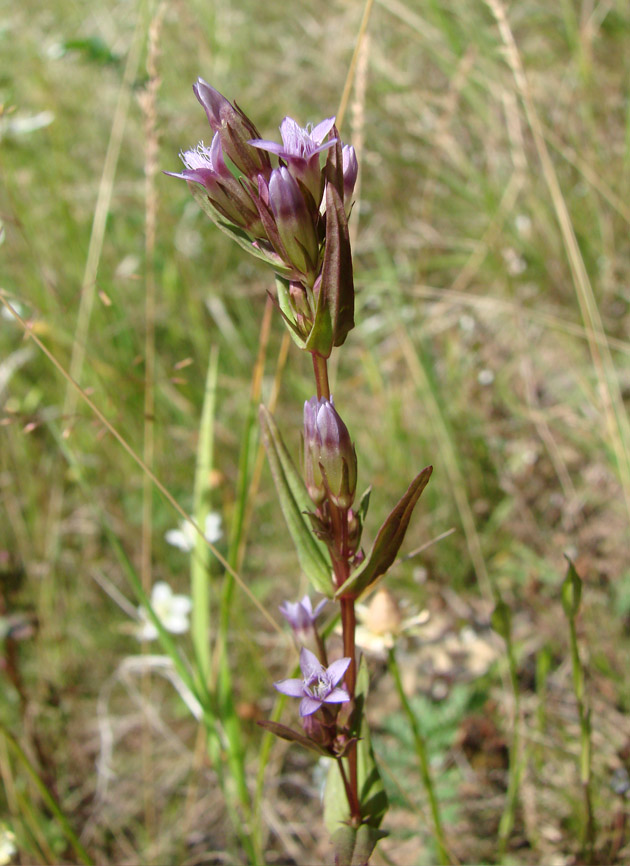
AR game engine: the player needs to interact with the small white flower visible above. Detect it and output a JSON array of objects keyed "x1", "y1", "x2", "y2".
[
  {"x1": 477, "y1": 369, "x2": 495, "y2": 386},
  {"x1": 0, "y1": 824, "x2": 16, "y2": 866},
  {"x1": 136, "y1": 581, "x2": 193, "y2": 641},
  {"x1": 165, "y1": 512, "x2": 222, "y2": 552}
]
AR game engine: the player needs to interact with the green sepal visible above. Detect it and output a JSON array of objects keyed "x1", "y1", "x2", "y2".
[
  {"x1": 357, "y1": 487, "x2": 371, "y2": 524},
  {"x1": 189, "y1": 184, "x2": 292, "y2": 273},
  {"x1": 259, "y1": 405, "x2": 333, "y2": 597},
  {"x1": 304, "y1": 265, "x2": 334, "y2": 357},
  {"x1": 335, "y1": 466, "x2": 433, "y2": 599},
  {"x1": 324, "y1": 657, "x2": 388, "y2": 851},
  {"x1": 275, "y1": 276, "x2": 309, "y2": 349},
  {"x1": 561, "y1": 556, "x2": 583, "y2": 618}
]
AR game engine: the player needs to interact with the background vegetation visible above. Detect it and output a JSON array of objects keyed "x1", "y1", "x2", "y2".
[{"x1": 1, "y1": 0, "x2": 630, "y2": 863}]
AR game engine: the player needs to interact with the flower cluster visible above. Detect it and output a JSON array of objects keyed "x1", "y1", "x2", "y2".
[{"x1": 167, "y1": 79, "x2": 358, "y2": 358}]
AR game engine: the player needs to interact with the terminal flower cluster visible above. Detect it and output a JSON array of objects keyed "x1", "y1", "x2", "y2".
[{"x1": 167, "y1": 79, "x2": 358, "y2": 359}]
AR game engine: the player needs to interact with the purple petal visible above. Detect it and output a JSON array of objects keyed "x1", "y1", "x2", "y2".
[
  {"x1": 326, "y1": 657, "x2": 351, "y2": 687},
  {"x1": 311, "y1": 116, "x2": 336, "y2": 144},
  {"x1": 278, "y1": 117, "x2": 305, "y2": 152},
  {"x1": 299, "y1": 696, "x2": 323, "y2": 716},
  {"x1": 299, "y1": 647, "x2": 323, "y2": 679},
  {"x1": 324, "y1": 687, "x2": 350, "y2": 704},
  {"x1": 312, "y1": 598, "x2": 327, "y2": 619},
  {"x1": 273, "y1": 677, "x2": 306, "y2": 698},
  {"x1": 299, "y1": 595, "x2": 314, "y2": 616},
  {"x1": 249, "y1": 138, "x2": 287, "y2": 157}
]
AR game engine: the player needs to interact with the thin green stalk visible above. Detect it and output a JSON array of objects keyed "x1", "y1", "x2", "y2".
[
  {"x1": 387, "y1": 648, "x2": 450, "y2": 865},
  {"x1": 562, "y1": 559, "x2": 595, "y2": 862},
  {"x1": 0, "y1": 726, "x2": 93, "y2": 866},
  {"x1": 191, "y1": 346, "x2": 219, "y2": 688},
  {"x1": 493, "y1": 599, "x2": 524, "y2": 861}
]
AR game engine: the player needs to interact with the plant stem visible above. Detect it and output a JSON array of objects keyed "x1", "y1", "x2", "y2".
[
  {"x1": 497, "y1": 615, "x2": 524, "y2": 862},
  {"x1": 312, "y1": 353, "x2": 331, "y2": 400},
  {"x1": 311, "y1": 350, "x2": 360, "y2": 823},
  {"x1": 388, "y1": 648, "x2": 450, "y2": 865},
  {"x1": 568, "y1": 610, "x2": 595, "y2": 861}
]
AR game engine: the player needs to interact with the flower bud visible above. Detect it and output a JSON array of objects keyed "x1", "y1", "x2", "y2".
[
  {"x1": 193, "y1": 79, "x2": 271, "y2": 179},
  {"x1": 303, "y1": 397, "x2": 326, "y2": 505},
  {"x1": 341, "y1": 144, "x2": 358, "y2": 210},
  {"x1": 308, "y1": 397, "x2": 357, "y2": 509},
  {"x1": 268, "y1": 168, "x2": 319, "y2": 279}
]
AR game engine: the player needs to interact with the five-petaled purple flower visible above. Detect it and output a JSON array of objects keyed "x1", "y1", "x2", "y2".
[
  {"x1": 279, "y1": 595, "x2": 326, "y2": 639},
  {"x1": 274, "y1": 647, "x2": 350, "y2": 716},
  {"x1": 250, "y1": 116, "x2": 336, "y2": 203}
]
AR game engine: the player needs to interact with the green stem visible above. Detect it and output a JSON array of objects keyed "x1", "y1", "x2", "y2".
[
  {"x1": 387, "y1": 648, "x2": 450, "y2": 865},
  {"x1": 497, "y1": 624, "x2": 523, "y2": 861},
  {"x1": 568, "y1": 614, "x2": 595, "y2": 861}
]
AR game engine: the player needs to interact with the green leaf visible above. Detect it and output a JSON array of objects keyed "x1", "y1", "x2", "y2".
[
  {"x1": 330, "y1": 824, "x2": 388, "y2": 866},
  {"x1": 259, "y1": 405, "x2": 333, "y2": 596},
  {"x1": 562, "y1": 556, "x2": 583, "y2": 618},
  {"x1": 335, "y1": 466, "x2": 433, "y2": 599}
]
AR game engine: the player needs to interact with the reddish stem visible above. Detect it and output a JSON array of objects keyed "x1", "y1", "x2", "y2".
[
  {"x1": 310, "y1": 351, "x2": 360, "y2": 823},
  {"x1": 312, "y1": 353, "x2": 330, "y2": 400}
]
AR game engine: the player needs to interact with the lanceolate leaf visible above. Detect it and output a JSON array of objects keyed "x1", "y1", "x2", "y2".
[
  {"x1": 317, "y1": 182, "x2": 355, "y2": 351},
  {"x1": 257, "y1": 720, "x2": 331, "y2": 757},
  {"x1": 335, "y1": 466, "x2": 433, "y2": 599},
  {"x1": 259, "y1": 405, "x2": 333, "y2": 596}
]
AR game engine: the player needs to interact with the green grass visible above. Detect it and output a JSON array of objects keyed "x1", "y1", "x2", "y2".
[{"x1": 2, "y1": 0, "x2": 630, "y2": 863}]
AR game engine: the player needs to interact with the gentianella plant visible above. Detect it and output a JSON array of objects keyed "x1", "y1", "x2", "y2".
[{"x1": 168, "y1": 79, "x2": 432, "y2": 866}]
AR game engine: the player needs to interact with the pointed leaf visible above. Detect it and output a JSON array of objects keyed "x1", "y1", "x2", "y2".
[
  {"x1": 260, "y1": 405, "x2": 333, "y2": 596},
  {"x1": 335, "y1": 466, "x2": 433, "y2": 599},
  {"x1": 317, "y1": 182, "x2": 355, "y2": 351},
  {"x1": 562, "y1": 556, "x2": 583, "y2": 618},
  {"x1": 257, "y1": 720, "x2": 331, "y2": 756}
]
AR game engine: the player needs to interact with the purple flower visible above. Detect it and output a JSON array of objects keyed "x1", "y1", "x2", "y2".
[
  {"x1": 279, "y1": 595, "x2": 327, "y2": 638},
  {"x1": 250, "y1": 116, "x2": 336, "y2": 203},
  {"x1": 274, "y1": 647, "x2": 351, "y2": 716},
  {"x1": 166, "y1": 134, "x2": 264, "y2": 235}
]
